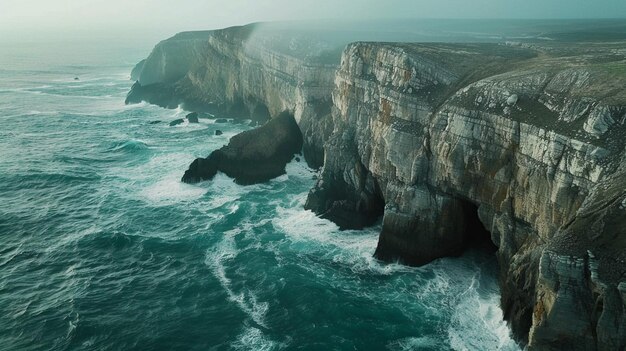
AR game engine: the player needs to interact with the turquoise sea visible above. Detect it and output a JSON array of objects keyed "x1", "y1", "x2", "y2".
[{"x1": 0, "y1": 39, "x2": 520, "y2": 350}]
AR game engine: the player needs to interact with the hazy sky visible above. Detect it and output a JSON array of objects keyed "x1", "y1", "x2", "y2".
[{"x1": 1, "y1": 0, "x2": 626, "y2": 40}]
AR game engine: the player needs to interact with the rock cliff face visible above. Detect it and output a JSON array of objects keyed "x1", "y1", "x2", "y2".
[
  {"x1": 130, "y1": 24, "x2": 626, "y2": 350},
  {"x1": 307, "y1": 41, "x2": 626, "y2": 349},
  {"x1": 128, "y1": 24, "x2": 339, "y2": 167}
]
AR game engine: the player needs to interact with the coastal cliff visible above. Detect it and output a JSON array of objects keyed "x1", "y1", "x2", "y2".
[
  {"x1": 129, "y1": 24, "x2": 626, "y2": 349},
  {"x1": 128, "y1": 24, "x2": 339, "y2": 167},
  {"x1": 306, "y1": 41, "x2": 626, "y2": 349}
]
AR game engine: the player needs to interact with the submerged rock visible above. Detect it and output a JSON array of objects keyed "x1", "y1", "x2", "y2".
[
  {"x1": 186, "y1": 112, "x2": 199, "y2": 123},
  {"x1": 169, "y1": 118, "x2": 184, "y2": 126},
  {"x1": 148, "y1": 120, "x2": 162, "y2": 125},
  {"x1": 215, "y1": 118, "x2": 228, "y2": 123},
  {"x1": 215, "y1": 130, "x2": 223, "y2": 136},
  {"x1": 182, "y1": 112, "x2": 303, "y2": 185}
]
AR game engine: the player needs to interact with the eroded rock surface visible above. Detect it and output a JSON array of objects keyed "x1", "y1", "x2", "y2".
[
  {"x1": 181, "y1": 112, "x2": 302, "y2": 185},
  {"x1": 127, "y1": 24, "x2": 340, "y2": 168},
  {"x1": 307, "y1": 41, "x2": 626, "y2": 349},
  {"x1": 130, "y1": 23, "x2": 626, "y2": 350},
  {"x1": 186, "y1": 112, "x2": 199, "y2": 123}
]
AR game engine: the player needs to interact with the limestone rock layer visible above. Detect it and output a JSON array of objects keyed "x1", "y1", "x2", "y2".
[
  {"x1": 129, "y1": 24, "x2": 626, "y2": 350},
  {"x1": 311, "y1": 41, "x2": 626, "y2": 350}
]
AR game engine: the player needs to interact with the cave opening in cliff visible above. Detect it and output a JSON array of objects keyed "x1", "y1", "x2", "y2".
[
  {"x1": 229, "y1": 97, "x2": 249, "y2": 118},
  {"x1": 251, "y1": 103, "x2": 271, "y2": 122},
  {"x1": 462, "y1": 202, "x2": 497, "y2": 253}
]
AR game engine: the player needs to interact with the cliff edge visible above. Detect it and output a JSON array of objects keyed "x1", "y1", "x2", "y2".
[
  {"x1": 129, "y1": 22, "x2": 626, "y2": 349},
  {"x1": 306, "y1": 41, "x2": 626, "y2": 349}
]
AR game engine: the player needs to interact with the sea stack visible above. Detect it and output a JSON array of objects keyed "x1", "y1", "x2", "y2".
[
  {"x1": 182, "y1": 112, "x2": 303, "y2": 185},
  {"x1": 186, "y1": 112, "x2": 199, "y2": 123}
]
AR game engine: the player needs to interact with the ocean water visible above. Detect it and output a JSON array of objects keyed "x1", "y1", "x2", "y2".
[{"x1": 0, "y1": 39, "x2": 520, "y2": 351}]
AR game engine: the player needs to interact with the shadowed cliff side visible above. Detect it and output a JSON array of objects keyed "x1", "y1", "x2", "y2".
[{"x1": 307, "y1": 41, "x2": 626, "y2": 349}]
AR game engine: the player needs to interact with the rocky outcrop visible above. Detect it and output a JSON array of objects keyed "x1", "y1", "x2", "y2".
[
  {"x1": 130, "y1": 23, "x2": 626, "y2": 350},
  {"x1": 181, "y1": 112, "x2": 302, "y2": 185},
  {"x1": 186, "y1": 112, "x2": 199, "y2": 123},
  {"x1": 306, "y1": 41, "x2": 626, "y2": 349},
  {"x1": 169, "y1": 118, "x2": 184, "y2": 126},
  {"x1": 125, "y1": 31, "x2": 212, "y2": 109},
  {"x1": 528, "y1": 158, "x2": 626, "y2": 350},
  {"x1": 167, "y1": 113, "x2": 199, "y2": 126},
  {"x1": 127, "y1": 24, "x2": 340, "y2": 168}
]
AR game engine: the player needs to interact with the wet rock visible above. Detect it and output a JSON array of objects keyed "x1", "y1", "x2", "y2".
[
  {"x1": 307, "y1": 41, "x2": 626, "y2": 348},
  {"x1": 215, "y1": 130, "x2": 223, "y2": 136},
  {"x1": 305, "y1": 150, "x2": 385, "y2": 230},
  {"x1": 182, "y1": 112, "x2": 303, "y2": 185},
  {"x1": 215, "y1": 118, "x2": 228, "y2": 123},
  {"x1": 186, "y1": 112, "x2": 199, "y2": 123},
  {"x1": 169, "y1": 118, "x2": 184, "y2": 126}
]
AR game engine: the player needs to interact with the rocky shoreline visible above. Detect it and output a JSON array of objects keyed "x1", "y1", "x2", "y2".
[
  {"x1": 181, "y1": 112, "x2": 303, "y2": 185},
  {"x1": 127, "y1": 22, "x2": 626, "y2": 350}
]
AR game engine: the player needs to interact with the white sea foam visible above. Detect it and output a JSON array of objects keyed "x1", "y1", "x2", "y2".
[
  {"x1": 0, "y1": 110, "x2": 63, "y2": 119},
  {"x1": 272, "y1": 192, "x2": 412, "y2": 275},
  {"x1": 387, "y1": 336, "x2": 444, "y2": 350},
  {"x1": 205, "y1": 173, "x2": 248, "y2": 203},
  {"x1": 412, "y1": 266, "x2": 452, "y2": 303},
  {"x1": 272, "y1": 190, "x2": 519, "y2": 350},
  {"x1": 173, "y1": 105, "x2": 185, "y2": 117},
  {"x1": 66, "y1": 312, "x2": 79, "y2": 339},
  {"x1": 0, "y1": 85, "x2": 52, "y2": 93},
  {"x1": 115, "y1": 151, "x2": 209, "y2": 206},
  {"x1": 18, "y1": 88, "x2": 112, "y2": 99},
  {"x1": 232, "y1": 326, "x2": 285, "y2": 351},
  {"x1": 140, "y1": 175, "x2": 207, "y2": 206},
  {"x1": 205, "y1": 230, "x2": 269, "y2": 328},
  {"x1": 283, "y1": 158, "x2": 317, "y2": 180},
  {"x1": 446, "y1": 267, "x2": 520, "y2": 351},
  {"x1": 121, "y1": 101, "x2": 149, "y2": 110}
]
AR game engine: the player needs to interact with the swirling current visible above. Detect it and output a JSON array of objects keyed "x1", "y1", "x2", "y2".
[{"x1": 0, "y1": 40, "x2": 520, "y2": 350}]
